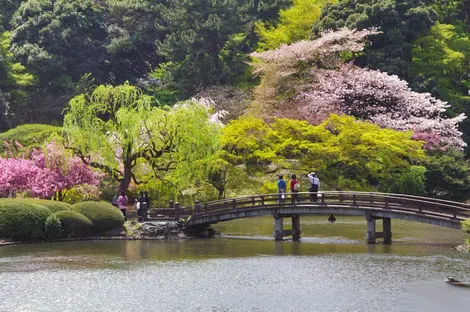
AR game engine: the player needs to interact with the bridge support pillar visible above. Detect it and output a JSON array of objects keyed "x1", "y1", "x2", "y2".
[
  {"x1": 366, "y1": 213, "x2": 376, "y2": 244},
  {"x1": 274, "y1": 217, "x2": 284, "y2": 241},
  {"x1": 366, "y1": 213, "x2": 392, "y2": 244},
  {"x1": 382, "y1": 218, "x2": 392, "y2": 244},
  {"x1": 292, "y1": 214, "x2": 301, "y2": 241}
]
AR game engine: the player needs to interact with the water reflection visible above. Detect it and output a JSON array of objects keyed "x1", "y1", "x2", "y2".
[{"x1": 0, "y1": 215, "x2": 469, "y2": 312}]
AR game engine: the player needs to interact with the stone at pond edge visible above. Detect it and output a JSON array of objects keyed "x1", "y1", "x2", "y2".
[{"x1": 455, "y1": 244, "x2": 470, "y2": 252}]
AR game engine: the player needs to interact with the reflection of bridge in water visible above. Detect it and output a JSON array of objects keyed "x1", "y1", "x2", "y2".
[{"x1": 149, "y1": 192, "x2": 470, "y2": 244}]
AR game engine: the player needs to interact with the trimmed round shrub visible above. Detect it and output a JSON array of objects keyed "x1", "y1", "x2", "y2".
[
  {"x1": 14, "y1": 199, "x2": 71, "y2": 213},
  {"x1": 54, "y1": 211, "x2": 93, "y2": 238},
  {"x1": 45, "y1": 215, "x2": 62, "y2": 239},
  {"x1": 71, "y1": 201, "x2": 124, "y2": 233},
  {"x1": 0, "y1": 201, "x2": 52, "y2": 241}
]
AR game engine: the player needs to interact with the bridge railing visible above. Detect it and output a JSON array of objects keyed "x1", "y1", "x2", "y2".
[{"x1": 185, "y1": 191, "x2": 470, "y2": 221}]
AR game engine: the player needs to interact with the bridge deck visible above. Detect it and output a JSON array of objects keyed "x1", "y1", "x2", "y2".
[{"x1": 180, "y1": 191, "x2": 470, "y2": 229}]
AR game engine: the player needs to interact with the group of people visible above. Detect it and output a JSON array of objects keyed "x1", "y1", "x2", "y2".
[
  {"x1": 277, "y1": 172, "x2": 321, "y2": 203},
  {"x1": 112, "y1": 191, "x2": 150, "y2": 222}
]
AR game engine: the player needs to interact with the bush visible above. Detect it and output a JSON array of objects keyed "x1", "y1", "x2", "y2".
[
  {"x1": 71, "y1": 201, "x2": 124, "y2": 233},
  {"x1": 45, "y1": 215, "x2": 62, "y2": 239},
  {"x1": 13, "y1": 199, "x2": 70, "y2": 213},
  {"x1": 463, "y1": 219, "x2": 470, "y2": 234},
  {"x1": 0, "y1": 200, "x2": 52, "y2": 241},
  {"x1": 54, "y1": 211, "x2": 93, "y2": 238}
]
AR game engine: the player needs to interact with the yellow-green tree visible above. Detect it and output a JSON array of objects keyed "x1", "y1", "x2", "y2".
[
  {"x1": 63, "y1": 83, "x2": 220, "y2": 194},
  {"x1": 255, "y1": 0, "x2": 335, "y2": 50},
  {"x1": 221, "y1": 114, "x2": 427, "y2": 191}
]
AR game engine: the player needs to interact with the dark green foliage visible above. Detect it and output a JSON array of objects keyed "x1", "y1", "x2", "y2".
[
  {"x1": 424, "y1": 149, "x2": 470, "y2": 201},
  {"x1": 155, "y1": 0, "x2": 253, "y2": 94},
  {"x1": 105, "y1": 0, "x2": 163, "y2": 85},
  {"x1": 71, "y1": 201, "x2": 124, "y2": 232},
  {"x1": 10, "y1": 0, "x2": 108, "y2": 124},
  {"x1": 313, "y1": 0, "x2": 437, "y2": 78},
  {"x1": 45, "y1": 214, "x2": 62, "y2": 239},
  {"x1": 54, "y1": 210, "x2": 93, "y2": 238},
  {"x1": 0, "y1": 0, "x2": 22, "y2": 31},
  {"x1": 386, "y1": 166, "x2": 427, "y2": 196},
  {"x1": 0, "y1": 200, "x2": 52, "y2": 241}
]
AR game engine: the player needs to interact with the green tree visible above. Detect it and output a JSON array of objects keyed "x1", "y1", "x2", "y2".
[
  {"x1": 63, "y1": 83, "x2": 219, "y2": 194},
  {"x1": 313, "y1": 0, "x2": 437, "y2": 77},
  {"x1": 10, "y1": 0, "x2": 109, "y2": 124},
  {"x1": 155, "y1": 0, "x2": 253, "y2": 94},
  {"x1": 256, "y1": 0, "x2": 334, "y2": 50},
  {"x1": 0, "y1": 0, "x2": 23, "y2": 31},
  {"x1": 0, "y1": 32, "x2": 34, "y2": 130},
  {"x1": 221, "y1": 114, "x2": 427, "y2": 191},
  {"x1": 409, "y1": 22, "x2": 470, "y2": 153},
  {"x1": 424, "y1": 149, "x2": 470, "y2": 201},
  {"x1": 105, "y1": 0, "x2": 163, "y2": 85}
]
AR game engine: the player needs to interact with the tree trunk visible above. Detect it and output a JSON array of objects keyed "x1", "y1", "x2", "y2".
[
  {"x1": 119, "y1": 165, "x2": 132, "y2": 193},
  {"x1": 217, "y1": 186, "x2": 225, "y2": 200}
]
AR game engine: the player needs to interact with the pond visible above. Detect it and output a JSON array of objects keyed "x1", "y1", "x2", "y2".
[{"x1": 1, "y1": 216, "x2": 469, "y2": 311}]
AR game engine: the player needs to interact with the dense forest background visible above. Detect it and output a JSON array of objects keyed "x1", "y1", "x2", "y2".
[{"x1": 2, "y1": 0, "x2": 470, "y2": 204}]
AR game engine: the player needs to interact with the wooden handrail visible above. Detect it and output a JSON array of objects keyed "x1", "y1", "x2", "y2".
[{"x1": 183, "y1": 191, "x2": 470, "y2": 222}]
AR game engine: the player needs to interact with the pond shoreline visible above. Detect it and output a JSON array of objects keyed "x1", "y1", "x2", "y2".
[
  {"x1": 0, "y1": 235, "x2": 189, "y2": 247},
  {"x1": 0, "y1": 220, "x2": 219, "y2": 247}
]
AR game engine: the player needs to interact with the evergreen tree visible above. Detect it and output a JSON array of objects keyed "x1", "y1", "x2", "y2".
[{"x1": 313, "y1": 0, "x2": 437, "y2": 78}]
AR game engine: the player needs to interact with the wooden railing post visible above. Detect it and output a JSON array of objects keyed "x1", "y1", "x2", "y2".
[
  {"x1": 174, "y1": 202, "x2": 180, "y2": 219},
  {"x1": 252, "y1": 196, "x2": 255, "y2": 207},
  {"x1": 232, "y1": 198, "x2": 236, "y2": 209},
  {"x1": 205, "y1": 203, "x2": 208, "y2": 214},
  {"x1": 194, "y1": 200, "x2": 200, "y2": 215},
  {"x1": 169, "y1": 200, "x2": 174, "y2": 209},
  {"x1": 353, "y1": 194, "x2": 357, "y2": 206},
  {"x1": 261, "y1": 196, "x2": 265, "y2": 206}
]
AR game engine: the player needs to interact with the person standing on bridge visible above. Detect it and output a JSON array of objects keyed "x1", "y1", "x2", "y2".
[
  {"x1": 290, "y1": 174, "x2": 300, "y2": 203},
  {"x1": 308, "y1": 172, "x2": 320, "y2": 202},
  {"x1": 277, "y1": 175, "x2": 287, "y2": 203}
]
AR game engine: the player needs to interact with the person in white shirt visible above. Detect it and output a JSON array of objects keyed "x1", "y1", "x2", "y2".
[{"x1": 308, "y1": 172, "x2": 320, "y2": 202}]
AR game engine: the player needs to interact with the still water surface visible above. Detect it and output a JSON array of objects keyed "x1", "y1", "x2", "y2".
[{"x1": 1, "y1": 216, "x2": 470, "y2": 312}]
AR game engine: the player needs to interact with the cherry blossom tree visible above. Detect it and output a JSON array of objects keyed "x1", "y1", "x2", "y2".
[
  {"x1": 0, "y1": 142, "x2": 101, "y2": 199},
  {"x1": 250, "y1": 28, "x2": 466, "y2": 149},
  {"x1": 294, "y1": 65, "x2": 466, "y2": 149}
]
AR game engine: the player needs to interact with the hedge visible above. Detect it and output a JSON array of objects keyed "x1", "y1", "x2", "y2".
[
  {"x1": 54, "y1": 211, "x2": 93, "y2": 238},
  {"x1": 0, "y1": 201, "x2": 52, "y2": 241},
  {"x1": 45, "y1": 215, "x2": 62, "y2": 239},
  {"x1": 12, "y1": 199, "x2": 71, "y2": 213},
  {"x1": 71, "y1": 201, "x2": 124, "y2": 233}
]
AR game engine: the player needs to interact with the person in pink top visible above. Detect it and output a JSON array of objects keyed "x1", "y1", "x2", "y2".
[{"x1": 117, "y1": 190, "x2": 128, "y2": 221}]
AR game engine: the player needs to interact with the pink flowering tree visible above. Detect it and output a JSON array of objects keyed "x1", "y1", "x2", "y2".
[
  {"x1": 0, "y1": 142, "x2": 102, "y2": 200},
  {"x1": 250, "y1": 28, "x2": 466, "y2": 149},
  {"x1": 294, "y1": 65, "x2": 466, "y2": 149}
]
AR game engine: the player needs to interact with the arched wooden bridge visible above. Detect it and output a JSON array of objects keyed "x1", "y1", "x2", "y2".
[{"x1": 149, "y1": 191, "x2": 470, "y2": 243}]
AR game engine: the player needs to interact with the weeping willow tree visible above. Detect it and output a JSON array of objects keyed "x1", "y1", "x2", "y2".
[{"x1": 63, "y1": 83, "x2": 220, "y2": 194}]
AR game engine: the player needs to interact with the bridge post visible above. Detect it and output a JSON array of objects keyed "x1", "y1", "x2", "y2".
[
  {"x1": 292, "y1": 214, "x2": 301, "y2": 241},
  {"x1": 274, "y1": 216, "x2": 284, "y2": 241},
  {"x1": 366, "y1": 212, "x2": 376, "y2": 244},
  {"x1": 194, "y1": 200, "x2": 200, "y2": 215},
  {"x1": 383, "y1": 218, "x2": 392, "y2": 244},
  {"x1": 174, "y1": 202, "x2": 180, "y2": 220}
]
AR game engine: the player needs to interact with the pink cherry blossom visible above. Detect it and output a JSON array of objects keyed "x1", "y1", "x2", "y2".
[{"x1": 0, "y1": 142, "x2": 102, "y2": 198}]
